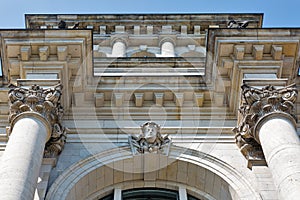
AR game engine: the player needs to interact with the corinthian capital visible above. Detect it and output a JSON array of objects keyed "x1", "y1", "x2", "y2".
[
  {"x1": 233, "y1": 84, "x2": 298, "y2": 166},
  {"x1": 8, "y1": 84, "x2": 66, "y2": 157}
]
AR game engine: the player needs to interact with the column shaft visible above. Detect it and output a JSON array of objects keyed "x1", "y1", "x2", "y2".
[
  {"x1": 259, "y1": 117, "x2": 300, "y2": 200},
  {"x1": 0, "y1": 116, "x2": 48, "y2": 200}
]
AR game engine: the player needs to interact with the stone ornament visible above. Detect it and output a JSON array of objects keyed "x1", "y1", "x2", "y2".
[
  {"x1": 227, "y1": 20, "x2": 249, "y2": 28},
  {"x1": 233, "y1": 84, "x2": 298, "y2": 164},
  {"x1": 8, "y1": 84, "x2": 66, "y2": 157},
  {"x1": 58, "y1": 20, "x2": 79, "y2": 29},
  {"x1": 129, "y1": 121, "x2": 171, "y2": 155}
]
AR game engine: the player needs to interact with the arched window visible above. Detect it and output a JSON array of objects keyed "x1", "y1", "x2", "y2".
[
  {"x1": 99, "y1": 188, "x2": 200, "y2": 200},
  {"x1": 130, "y1": 51, "x2": 156, "y2": 57}
]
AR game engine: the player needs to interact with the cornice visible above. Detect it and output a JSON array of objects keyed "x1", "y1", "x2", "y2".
[{"x1": 25, "y1": 13, "x2": 263, "y2": 32}]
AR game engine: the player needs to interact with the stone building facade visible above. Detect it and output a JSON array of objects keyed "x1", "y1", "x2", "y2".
[{"x1": 0, "y1": 13, "x2": 299, "y2": 200}]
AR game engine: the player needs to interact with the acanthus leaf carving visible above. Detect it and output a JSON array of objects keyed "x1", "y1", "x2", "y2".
[
  {"x1": 8, "y1": 84, "x2": 66, "y2": 157},
  {"x1": 234, "y1": 84, "x2": 298, "y2": 167}
]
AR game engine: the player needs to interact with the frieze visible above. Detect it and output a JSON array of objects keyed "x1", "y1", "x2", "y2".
[
  {"x1": 129, "y1": 121, "x2": 171, "y2": 155},
  {"x1": 8, "y1": 84, "x2": 66, "y2": 157},
  {"x1": 233, "y1": 84, "x2": 298, "y2": 166}
]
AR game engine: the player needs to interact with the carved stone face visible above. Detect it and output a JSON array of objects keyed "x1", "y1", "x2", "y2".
[{"x1": 142, "y1": 123, "x2": 158, "y2": 144}]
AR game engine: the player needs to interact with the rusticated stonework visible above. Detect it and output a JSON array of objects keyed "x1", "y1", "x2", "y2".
[
  {"x1": 8, "y1": 84, "x2": 66, "y2": 157},
  {"x1": 129, "y1": 121, "x2": 171, "y2": 155},
  {"x1": 233, "y1": 84, "x2": 298, "y2": 166}
]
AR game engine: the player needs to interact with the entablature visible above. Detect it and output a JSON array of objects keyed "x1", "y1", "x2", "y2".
[
  {"x1": 25, "y1": 13, "x2": 263, "y2": 34},
  {"x1": 93, "y1": 57, "x2": 205, "y2": 76},
  {"x1": 206, "y1": 28, "x2": 300, "y2": 114},
  {"x1": 0, "y1": 29, "x2": 92, "y2": 110},
  {"x1": 1, "y1": 23, "x2": 300, "y2": 123}
]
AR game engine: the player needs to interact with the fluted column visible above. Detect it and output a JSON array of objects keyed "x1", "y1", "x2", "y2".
[
  {"x1": 234, "y1": 84, "x2": 300, "y2": 200},
  {"x1": 0, "y1": 84, "x2": 65, "y2": 200}
]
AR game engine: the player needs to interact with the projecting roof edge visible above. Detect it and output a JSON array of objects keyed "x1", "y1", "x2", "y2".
[
  {"x1": 24, "y1": 13, "x2": 263, "y2": 31},
  {"x1": 205, "y1": 28, "x2": 300, "y2": 83}
]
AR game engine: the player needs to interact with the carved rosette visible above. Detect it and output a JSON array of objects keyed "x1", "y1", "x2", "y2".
[
  {"x1": 8, "y1": 84, "x2": 66, "y2": 157},
  {"x1": 129, "y1": 121, "x2": 171, "y2": 155},
  {"x1": 233, "y1": 84, "x2": 298, "y2": 165}
]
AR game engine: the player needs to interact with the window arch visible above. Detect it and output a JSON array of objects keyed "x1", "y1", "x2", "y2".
[
  {"x1": 46, "y1": 146, "x2": 262, "y2": 200},
  {"x1": 99, "y1": 188, "x2": 200, "y2": 200},
  {"x1": 131, "y1": 51, "x2": 156, "y2": 57}
]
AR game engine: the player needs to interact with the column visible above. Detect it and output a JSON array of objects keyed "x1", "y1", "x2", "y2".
[
  {"x1": 259, "y1": 116, "x2": 300, "y2": 200},
  {"x1": 234, "y1": 84, "x2": 300, "y2": 200},
  {"x1": 0, "y1": 84, "x2": 65, "y2": 200},
  {"x1": 111, "y1": 40, "x2": 126, "y2": 57}
]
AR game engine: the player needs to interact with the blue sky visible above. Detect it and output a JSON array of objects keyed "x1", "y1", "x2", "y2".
[{"x1": 0, "y1": 0, "x2": 299, "y2": 28}]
